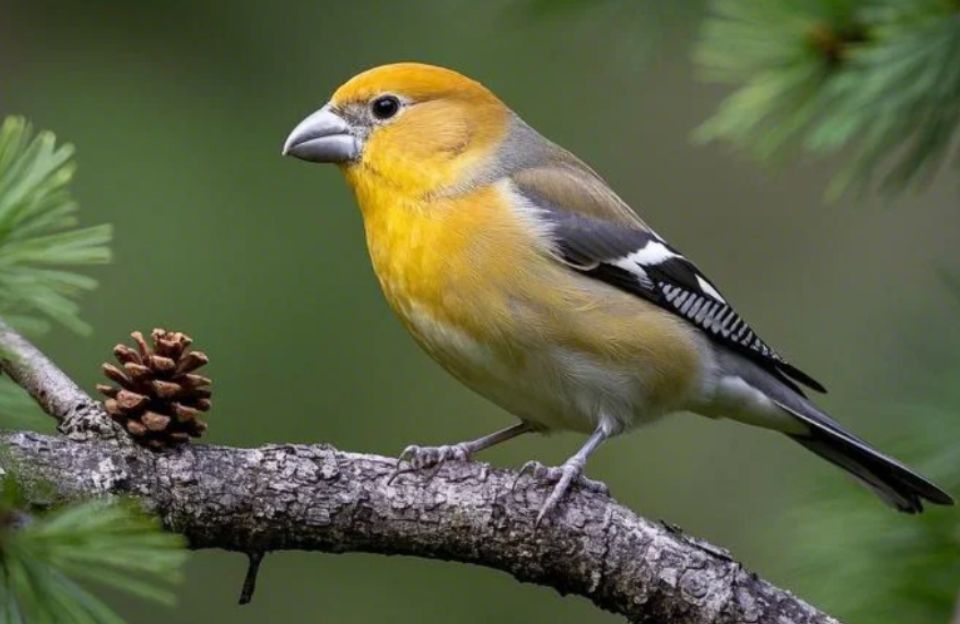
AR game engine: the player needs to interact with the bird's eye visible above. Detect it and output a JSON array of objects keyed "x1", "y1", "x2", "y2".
[{"x1": 371, "y1": 95, "x2": 400, "y2": 120}]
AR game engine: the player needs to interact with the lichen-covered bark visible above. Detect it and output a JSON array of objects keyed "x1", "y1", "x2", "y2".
[{"x1": 0, "y1": 431, "x2": 838, "y2": 624}]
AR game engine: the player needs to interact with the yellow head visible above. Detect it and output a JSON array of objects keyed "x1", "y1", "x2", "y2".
[{"x1": 283, "y1": 63, "x2": 511, "y2": 196}]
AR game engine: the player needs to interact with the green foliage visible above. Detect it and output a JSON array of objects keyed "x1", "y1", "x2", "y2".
[
  {"x1": 0, "y1": 118, "x2": 185, "y2": 623},
  {"x1": 0, "y1": 478, "x2": 187, "y2": 624},
  {"x1": 0, "y1": 116, "x2": 112, "y2": 425},
  {"x1": 695, "y1": 0, "x2": 960, "y2": 197},
  {"x1": 0, "y1": 116, "x2": 111, "y2": 335}
]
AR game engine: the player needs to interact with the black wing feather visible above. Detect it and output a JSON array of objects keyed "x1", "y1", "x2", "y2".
[{"x1": 524, "y1": 190, "x2": 826, "y2": 395}]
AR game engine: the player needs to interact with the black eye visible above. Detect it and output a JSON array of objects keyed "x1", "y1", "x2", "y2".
[{"x1": 371, "y1": 95, "x2": 400, "y2": 120}]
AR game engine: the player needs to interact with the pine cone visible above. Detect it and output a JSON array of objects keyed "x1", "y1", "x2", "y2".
[{"x1": 97, "y1": 329, "x2": 211, "y2": 450}]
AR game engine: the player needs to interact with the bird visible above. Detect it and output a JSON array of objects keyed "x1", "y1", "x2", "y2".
[{"x1": 282, "y1": 62, "x2": 953, "y2": 523}]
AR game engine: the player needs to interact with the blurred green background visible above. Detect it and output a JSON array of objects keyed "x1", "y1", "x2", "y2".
[{"x1": 3, "y1": 1, "x2": 958, "y2": 622}]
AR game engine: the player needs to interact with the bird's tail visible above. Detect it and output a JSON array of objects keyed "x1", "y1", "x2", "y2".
[{"x1": 778, "y1": 402, "x2": 953, "y2": 513}]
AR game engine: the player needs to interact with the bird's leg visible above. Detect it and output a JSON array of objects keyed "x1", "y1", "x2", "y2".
[
  {"x1": 390, "y1": 422, "x2": 533, "y2": 483},
  {"x1": 515, "y1": 426, "x2": 609, "y2": 526}
]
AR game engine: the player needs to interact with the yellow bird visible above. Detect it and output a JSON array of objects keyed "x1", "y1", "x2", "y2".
[{"x1": 283, "y1": 62, "x2": 952, "y2": 522}]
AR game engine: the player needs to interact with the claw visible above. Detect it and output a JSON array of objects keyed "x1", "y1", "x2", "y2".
[
  {"x1": 386, "y1": 443, "x2": 471, "y2": 485},
  {"x1": 535, "y1": 461, "x2": 582, "y2": 527},
  {"x1": 512, "y1": 459, "x2": 541, "y2": 492},
  {"x1": 512, "y1": 459, "x2": 609, "y2": 527},
  {"x1": 387, "y1": 455, "x2": 413, "y2": 485},
  {"x1": 386, "y1": 461, "x2": 414, "y2": 486}
]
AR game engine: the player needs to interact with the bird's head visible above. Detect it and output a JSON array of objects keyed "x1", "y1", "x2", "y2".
[{"x1": 283, "y1": 63, "x2": 511, "y2": 196}]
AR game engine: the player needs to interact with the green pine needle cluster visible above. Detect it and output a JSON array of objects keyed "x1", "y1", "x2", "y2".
[
  {"x1": 0, "y1": 477, "x2": 187, "y2": 624},
  {"x1": 0, "y1": 116, "x2": 111, "y2": 335},
  {"x1": 695, "y1": 0, "x2": 960, "y2": 197},
  {"x1": 0, "y1": 116, "x2": 186, "y2": 622},
  {"x1": 0, "y1": 115, "x2": 111, "y2": 424}
]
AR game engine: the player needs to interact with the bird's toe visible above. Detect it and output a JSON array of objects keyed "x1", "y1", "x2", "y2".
[
  {"x1": 389, "y1": 443, "x2": 472, "y2": 484},
  {"x1": 513, "y1": 459, "x2": 609, "y2": 526}
]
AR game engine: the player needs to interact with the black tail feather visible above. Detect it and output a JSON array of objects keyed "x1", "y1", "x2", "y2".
[
  {"x1": 711, "y1": 351, "x2": 951, "y2": 512},
  {"x1": 784, "y1": 419, "x2": 953, "y2": 513}
]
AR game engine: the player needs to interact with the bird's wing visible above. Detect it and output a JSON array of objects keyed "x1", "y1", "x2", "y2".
[{"x1": 510, "y1": 163, "x2": 825, "y2": 395}]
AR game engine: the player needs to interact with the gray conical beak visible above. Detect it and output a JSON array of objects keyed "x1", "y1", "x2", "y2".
[{"x1": 282, "y1": 106, "x2": 359, "y2": 163}]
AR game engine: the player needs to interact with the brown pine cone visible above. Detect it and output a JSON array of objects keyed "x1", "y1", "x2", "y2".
[{"x1": 97, "y1": 329, "x2": 211, "y2": 450}]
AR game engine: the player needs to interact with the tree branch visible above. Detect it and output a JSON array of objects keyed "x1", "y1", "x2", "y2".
[
  {"x1": 0, "y1": 324, "x2": 839, "y2": 623},
  {"x1": 0, "y1": 318, "x2": 116, "y2": 437},
  {"x1": 0, "y1": 431, "x2": 837, "y2": 624}
]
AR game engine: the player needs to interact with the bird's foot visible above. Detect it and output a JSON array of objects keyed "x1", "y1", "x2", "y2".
[
  {"x1": 388, "y1": 443, "x2": 471, "y2": 484},
  {"x1": 514, "y1": 459, "x2": 608, "y2": 526}
]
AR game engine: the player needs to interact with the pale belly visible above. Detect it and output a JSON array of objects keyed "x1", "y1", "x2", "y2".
[{"x1": 402, "y1": 304, "x2": 703, "y2": 435}]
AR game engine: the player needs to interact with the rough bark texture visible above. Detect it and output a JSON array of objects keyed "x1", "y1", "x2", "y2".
[
  {"x1": 0, "y1": 323, "x2": 839, "y2": 623},
  {"x1": 0, "y1": 432, "x2": 836, "y2": 623}
]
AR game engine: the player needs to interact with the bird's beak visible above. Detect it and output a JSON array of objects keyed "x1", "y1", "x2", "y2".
[{"x1": 282, "y1": 105, "x2": 359, "y2": 163}]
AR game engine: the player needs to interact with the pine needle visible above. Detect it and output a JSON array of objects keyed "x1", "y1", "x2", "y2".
[
  {"x1": 0, "y1": 116, "x2": 112, "y2": 335},
  {"x1": 695, "y1": 0, "x2": 960, "y2": 197}
]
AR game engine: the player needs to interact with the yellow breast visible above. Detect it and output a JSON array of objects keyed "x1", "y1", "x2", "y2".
[
  {"x1": 343, "y1": 174, "x2": 704, "y2": 423},
  {"x1": 350, "y1": 177, "x2": 528, "y2": 345}
]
